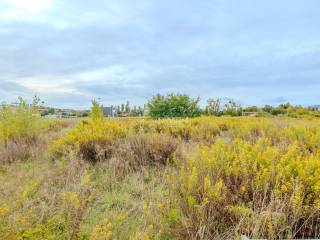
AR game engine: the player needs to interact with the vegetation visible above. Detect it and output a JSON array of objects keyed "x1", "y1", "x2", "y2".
[
  {"x1": 0, "y1": 96, "x2": 68, "y2": 163},
  {"x1": 147, "y1": 93, "x2": 202, "y2": 119},
  {"x1": 143, "y1": 94, "x2": 319, "y2": 119},
  {"x1": 28, "y1": 93, "x2": 320, "y2": 119},
  {"x1": 2, "y1": 98, "x2": 320, "y2": 239},
  {"x1": 114, "y1": 101, "x2": 145, "y2": 117},
  {"x1": 0, "y1": 96, "x2": 39, "y2": 147}
]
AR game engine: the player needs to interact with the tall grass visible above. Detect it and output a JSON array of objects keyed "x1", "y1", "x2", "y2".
[{"x1": 2, "y1": 113, "x2": 320, "y2": 239}]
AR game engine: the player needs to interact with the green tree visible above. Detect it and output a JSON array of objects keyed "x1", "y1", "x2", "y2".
[
  {"x1": 147, "y1": 93, "x2": 202, "y2": 119},
  {"x1": 48, "y1": 108, "x2": 55, "y2": 115},
  {"x1": 205, "y1": 98, "x2": 221, "y2": 116},
  {"x1": 223, "y1": 99, "x2": 242, "y2": 116},
  {"x1": 262, "y1": 105, "x2": 273, "y2": 113},
  {"x1": 90, "y1": 99, "x2": 103, "y2": 121},
  {"x1": 138, "y1": 106, "x2": 144, "y2": 116},
  {"x1": 244, "y1": 105, "x2": 259, "y2": 112},
  {"x1": 125, "y1": 101, "x2": 130, "y2": 113},
  {"x1": 0, "y1": 96, "x2": 40, "y2": 148}
]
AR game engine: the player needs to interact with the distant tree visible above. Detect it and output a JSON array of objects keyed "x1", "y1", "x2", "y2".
[
  {"x1": 307, "y1": 106, "x2": 317, "y2": 112},
  {"x1": 116, "y1": 106, "x2": 121, "y2": 115},
  {"x1": 128, "y1": 105, "x2": 138, "y2": 117},
  {"x1": 48, "y1": 108, "x2": 55, "y2": 115},
  {"x1": 41, "y1": 110, "x2": 48, "y2": 117},
  {"x1": 205, "y1": 98, "x2": 221, "y2": 116},
  {"x1": 271, "y1": 107, "x2": 283, "y2": 116},
  {"x1": 121, "y1": 104, "x2": 125, "y2": 113},
  {"x1": 262, "y1": 105, "x2": 273, "y2": 113},
  {"x1": 78, "y1": 111, "x2": 89, "y2": 117},
  {"x1": 295, "y1": 107, "x2": 307, "y2": 115},
  {"x1": 244, "y1": 106, "x2": 259, "y2": 112},
  {"x1": 279, "y1": 102, "x2": 291, "y2": 110},
  {"x1": 138, "y1": 106, "x2": 144, "y2": 116},
  {"x1": 223, "y1": 99, "x2": 242, "y2": 116},
  {"x1": 125, "y1": 101, "x2": 130, "y2": 113},
  {"x1": 90, "y1": 99, "x2": 103, "y2": 121},
  {"x1": 270, "y1": 103, "x2": 291, "y2": 116},
  {"x1": 147, "y1": 93, "x2": 202, "y2": 119}
]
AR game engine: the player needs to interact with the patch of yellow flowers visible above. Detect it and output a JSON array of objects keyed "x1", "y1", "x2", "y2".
[
  {"x1": 150, "y1": 118, "x2": 320, "y2": 238},
  {"x1": 49, "y1": 116, "x2": 320, "y2": 238}
]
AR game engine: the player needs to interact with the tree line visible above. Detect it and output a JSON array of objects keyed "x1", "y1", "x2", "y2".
[
  {"x1": 4, "y1": 94, "x2": 319, "y2": 120},
  {"x1": 146, "y1": 93, "x2": 320, "y2": 119}
]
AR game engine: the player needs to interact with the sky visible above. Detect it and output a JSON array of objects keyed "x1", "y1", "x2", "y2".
[{"x1": 0, "y1": 0, "x2": 320, "y2": 109}]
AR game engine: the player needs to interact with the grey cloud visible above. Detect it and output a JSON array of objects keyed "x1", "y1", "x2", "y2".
[{"x1": 0, "y1": 0, "x2": 320, "y2": 107}]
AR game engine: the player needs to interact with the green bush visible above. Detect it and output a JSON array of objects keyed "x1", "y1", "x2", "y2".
[
  {"x1": 0, "y1": 96, "x2": 40, "y2": 147},
  {"x1": 0, "y1": 96, "x2": 42, "y2": 163},
  {"x1": 147, "y1": 93, "x2": 202, "y2": 119}
]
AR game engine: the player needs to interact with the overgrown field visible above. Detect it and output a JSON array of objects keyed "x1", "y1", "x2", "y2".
[{"x1": 1, "y1": 114, "x2": 320, "y2": 239}]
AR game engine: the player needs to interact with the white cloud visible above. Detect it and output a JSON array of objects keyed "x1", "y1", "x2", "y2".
[
  {"x1": 0, "y1": 0, "x2": 52, "y2": 20},
  {"x1": 1, "y1": 0, "x2": 320, "y2": 107},
  {"x1": 6, "y1": 0, "x2": 52, "y2": 13},
  {"x1": 77, "y1": 65, "x2": 149, "y2": 84},
  {"x1": 14, "y1": 78, "x2": 80, "y2": 94}
]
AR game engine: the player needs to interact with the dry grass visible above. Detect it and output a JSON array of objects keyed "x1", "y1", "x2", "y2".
[
  {"x1": 0, "y1": 135, "x2": 39, "y2": 163},
  {"x1": 2, "y1": 117, "x2": 320, "y2": 239},
  {"x1": 111, "y1": 133, "x2": 179, "y2": 172}
]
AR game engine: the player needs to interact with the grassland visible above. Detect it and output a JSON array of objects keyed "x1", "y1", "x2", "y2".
[{"x1": 1, "y1": 115, "x2": 320, "y2": 239}]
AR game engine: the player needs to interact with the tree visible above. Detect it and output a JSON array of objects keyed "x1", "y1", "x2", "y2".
[
  {"x1": 116, "y1": 106, "x2": 121, "y2": 115},
  {"x1": 125, "y1": 101, "x2": 130, "y2": 113},
  {"x1": 244, "y1": 106, "x2": 259, "y2": 112},
  {"x1": 48, "y1": 108, "x2": 55, "y2": 115},
  {"x1": 147, "y1": 93, "x2": 202, "y2": 119},
  {"x1": 90, "y1": 99, "x2": 103, "y2": 121},
  {"x1": 205, "y1": 98, "x2": 221, "y2": 116},
  {"x1": 137, "y1": 106, "x2": 144, "y2": 116},
  {"x1": 223, "y1": 99, "x2": 242, "y2": 116},
  {"x1": 262, "y1": 105, "x2": 273, "y2": 113}
]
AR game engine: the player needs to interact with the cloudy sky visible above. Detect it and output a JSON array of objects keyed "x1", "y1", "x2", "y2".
[{"x1": 0, "y1": 0, "x2": 319, "y2": 108}]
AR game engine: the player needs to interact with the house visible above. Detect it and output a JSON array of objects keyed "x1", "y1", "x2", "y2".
[
  {"x1": 242, "y1": 112, "x2": 258, "y2": 117},
  {"x1": 56, "y1": 108, "x2": 77, "y2": 117},
  {"x1": 118, "y1": 112, "x2": 130, "y2": 117}
]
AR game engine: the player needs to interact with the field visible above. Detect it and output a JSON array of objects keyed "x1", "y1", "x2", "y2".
[{"x1": 1, "y1": 114, "x2": 320, "y2": 239}]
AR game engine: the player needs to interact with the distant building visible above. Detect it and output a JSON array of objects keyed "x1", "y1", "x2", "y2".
[
  {"x1": 242, "y1": 112, "x2": 258, "y2": 117},
  {"x1": 55, "y1": 108, "x2": 77, "y2": 118},
  {"x1": 118, "y1": 112, "x2": 130, "y2": 117},
  {"x1": 102, "y1": 106, "x2": 115, "y2": 117},
  {"x1": 44, "y1": 114, "x2": 60, "y2": 119}
]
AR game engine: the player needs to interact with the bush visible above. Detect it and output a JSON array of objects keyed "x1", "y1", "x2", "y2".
[
  {"x1": 0, "y1": 96, "x2": 43, "y2": 163},
  {"x1": 112, "y1": 133, "x2": 179, "y2": 172},
  {"x1": 50, "y1": 120, "x2": 127, "y2": 162},
  {"x1": 151, "y1": 135, "x2": 320, "y2": 239},
  {"x1": 147, "y1": 93, "x2": 202, "y2": 119}
]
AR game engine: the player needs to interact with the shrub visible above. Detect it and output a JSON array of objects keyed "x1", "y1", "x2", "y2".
[
  {"x1": 0, "y1": 96, "x2": 42, "y2": 163},
  {"x1": 50, "y1": 120, "x2": 127, "y2": 162},
  {"x1": 152, "y1": 137, "x2": 320, "y2": 239},
  {"x1": 147, "y1": 93, "x2": 202, "y2": 119},
  {"x1": 112, "y1": 133, "x2": 179, "y2": 172},
  {"x1": 90, "y1": 99, "x2": 103, "y2": 121}
]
